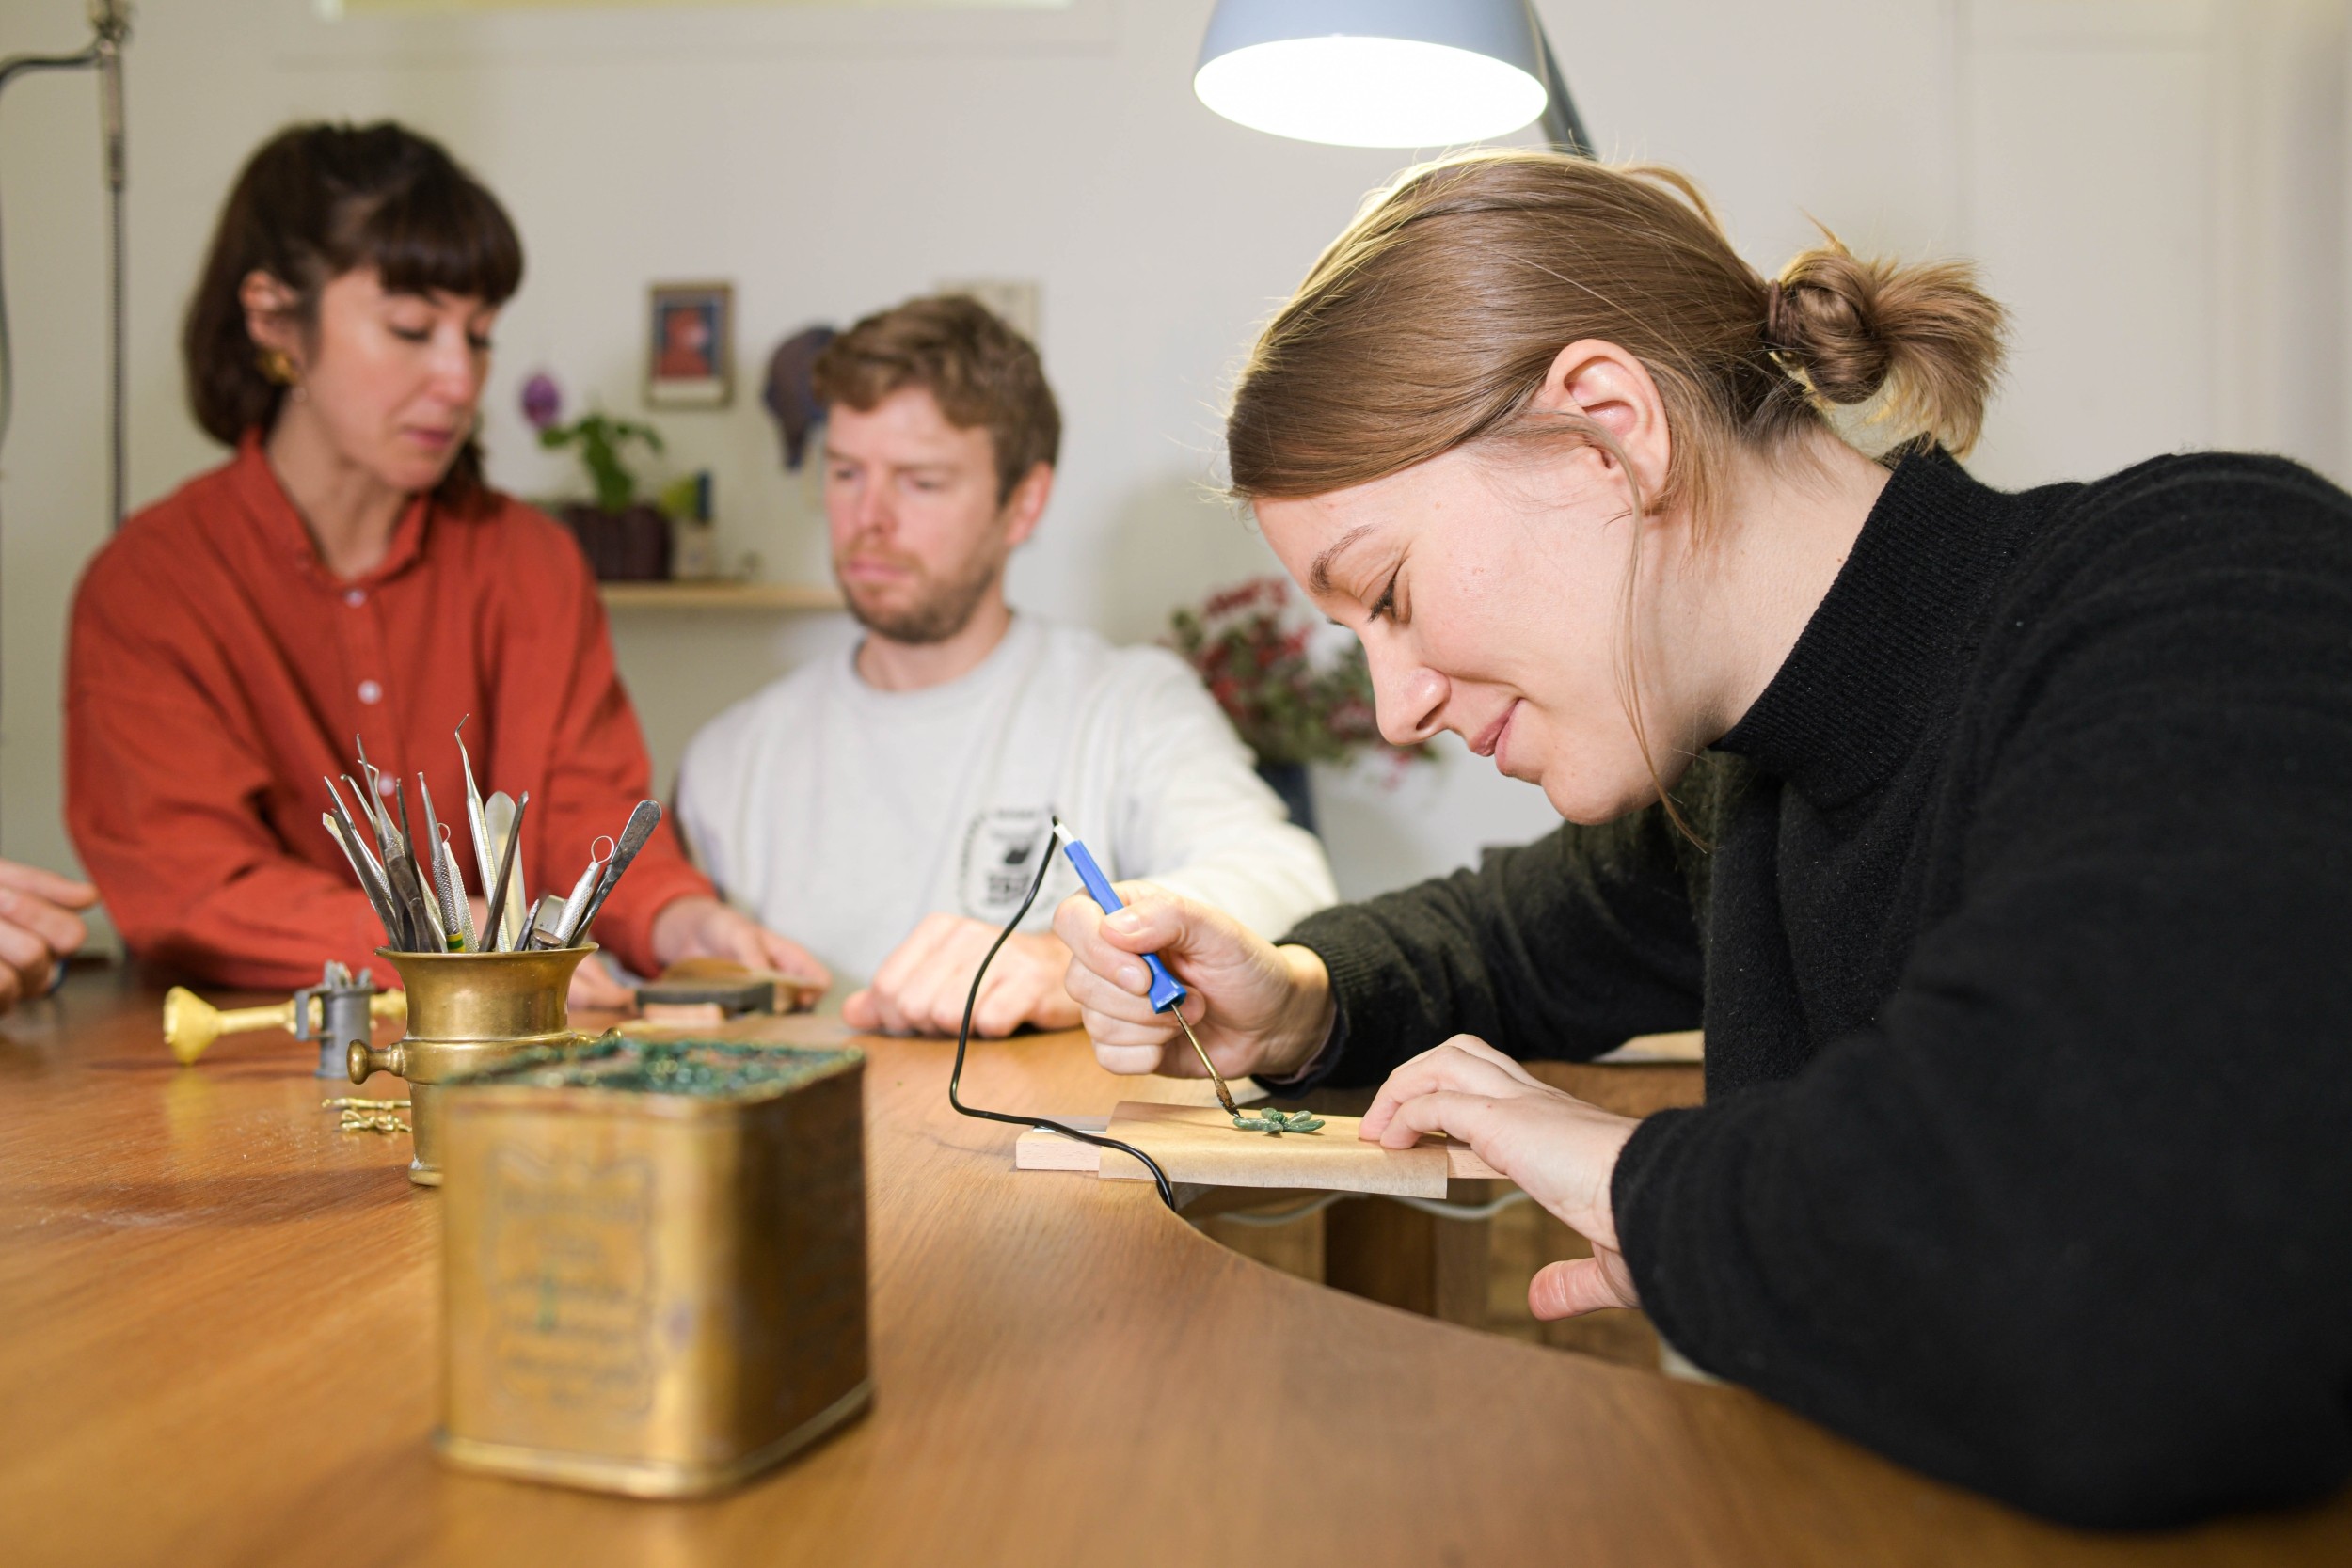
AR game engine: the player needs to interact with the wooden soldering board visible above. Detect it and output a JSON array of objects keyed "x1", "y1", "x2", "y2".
[{"x1": 1015, "y1": 1101, "x2": 1502, "y2": 1200}]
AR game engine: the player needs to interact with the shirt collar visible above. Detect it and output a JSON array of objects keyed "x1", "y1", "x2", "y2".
[
  {"x1": 230, "y1": 428, "x2": 434, "y2": 591},
  {"x1": 1713, "y1": 445, "x2": 2040, "y2": 809}
]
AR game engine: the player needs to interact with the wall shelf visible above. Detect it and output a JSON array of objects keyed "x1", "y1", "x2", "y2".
[{"x1": 598, "y1": 580, "x2": 842, "y2": 612}]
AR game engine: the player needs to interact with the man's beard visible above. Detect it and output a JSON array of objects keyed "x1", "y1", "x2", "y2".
[{"x1": 836, "y1": 548, "x2": 1003, "y2": 645}]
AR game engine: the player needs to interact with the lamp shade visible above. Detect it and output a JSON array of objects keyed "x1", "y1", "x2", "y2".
[{"x1": 1194, "y1": 0, "x2": 1552, "y2": 149}]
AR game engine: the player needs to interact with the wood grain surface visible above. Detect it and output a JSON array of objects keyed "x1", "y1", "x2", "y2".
[{"x1": 4, "y1": 967, "x2": 2348, "y2": 1566}]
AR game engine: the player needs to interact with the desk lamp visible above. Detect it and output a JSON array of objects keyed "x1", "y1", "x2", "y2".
[{"x1": 1193, "y1": 0, "x2": 1591, "y2": 153}]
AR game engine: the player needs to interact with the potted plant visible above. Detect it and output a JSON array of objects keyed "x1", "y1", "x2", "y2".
[
  {"x1": 1166, "y1": 576, "x2": 1432, "y2": 833},
  {"x1": 522, "y1": 372, "x2": 672, "y2": 581}
]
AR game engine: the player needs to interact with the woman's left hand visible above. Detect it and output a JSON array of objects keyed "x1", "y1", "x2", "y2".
[{"x1": 1362, "y1": 1035, "x2": 1644, "y2": 1320}]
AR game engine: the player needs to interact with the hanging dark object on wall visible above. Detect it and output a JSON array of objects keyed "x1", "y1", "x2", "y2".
[{"x1": 762, "y1": 325, "x2": 836, "y2": 470}]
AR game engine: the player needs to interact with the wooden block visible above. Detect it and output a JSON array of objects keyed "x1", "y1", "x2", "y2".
[
  {"x1": 1097, "y1": 1101, "x2": 1461, "y2": 1199},
  {"x1": 1015, "y1": 1111, "x2": 1502, "y2": 1185},
  {"x1": 1015, "y1": 1117, "x2": 1108, "y2": 1172},
  {"x1": 639, "y1": 1000, "x2": 730, "y2": 1027}
]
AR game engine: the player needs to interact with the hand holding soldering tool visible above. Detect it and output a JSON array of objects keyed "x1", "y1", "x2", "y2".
[{"x1": 1058, "y1": 824, "x2": 1243, "y2": 1121}]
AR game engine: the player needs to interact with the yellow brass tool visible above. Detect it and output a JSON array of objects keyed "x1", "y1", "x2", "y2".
[
  {"x1": 165, "y1": 985, "x2": 405, "y2": 1066},
  {"x1": 1169, "y1": 1008, "x2": 1240, "y2": 1119}
]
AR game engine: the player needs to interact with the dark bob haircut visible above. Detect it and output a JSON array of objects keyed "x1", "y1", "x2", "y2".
[{"x1": 183, "y1": 121, "x2": 524, "y2": 509}]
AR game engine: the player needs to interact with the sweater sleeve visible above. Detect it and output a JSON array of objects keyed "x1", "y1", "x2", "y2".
[
  {"x1": 65, "y1": 548, "x2": 388, "y2": 989},
  {"x1": 1612, "y1": 464, "x2": 2352, "y2": 1527},
  {"x1": 1277, "y1": 788, "x2": 1710, "y2": 1090}
]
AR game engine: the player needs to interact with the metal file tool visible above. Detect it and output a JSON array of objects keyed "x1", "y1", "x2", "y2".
[{"x1": 1060, "y1": 830, "x2": 1243, "y2": 1120}]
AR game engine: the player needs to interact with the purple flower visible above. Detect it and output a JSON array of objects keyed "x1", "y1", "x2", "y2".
[{"x1": 520, "y1": 372, "x2": 562, "y2": 432}]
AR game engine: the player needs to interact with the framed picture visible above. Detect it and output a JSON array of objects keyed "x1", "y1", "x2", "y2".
[{"x1": 645, "y1": 281, "x2": 733, "y2": 408}]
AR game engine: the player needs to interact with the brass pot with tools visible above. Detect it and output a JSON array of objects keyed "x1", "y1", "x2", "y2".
[
  {"x1": 347, "y1": 944, "x2": 600, "y2": 1186},
  {"x1": 324, "y1": 726, "x2": 672, "y2": 1185}
]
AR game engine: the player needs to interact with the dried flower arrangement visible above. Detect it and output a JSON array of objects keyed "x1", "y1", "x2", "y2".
[{"x1": 1167, "y1": 576, "x2": 1433, "y2": 771}]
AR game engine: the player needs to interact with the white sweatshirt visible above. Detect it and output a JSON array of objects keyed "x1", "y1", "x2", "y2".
[{"x1": 674, "y1": 615, "x2": 1339, "y2": 986}]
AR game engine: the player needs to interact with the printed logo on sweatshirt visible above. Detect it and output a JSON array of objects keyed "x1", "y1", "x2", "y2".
[{"x1": 959, "y1": 807, "x2": 1057, "y2": 920}]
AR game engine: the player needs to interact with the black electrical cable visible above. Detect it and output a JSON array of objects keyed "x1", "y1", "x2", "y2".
[{"x1": 946, "y1": 816, "x2": 1178, "y2": 1211}]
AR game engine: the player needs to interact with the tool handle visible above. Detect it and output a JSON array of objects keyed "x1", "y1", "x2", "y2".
[{"x1": 1061, "y1": 836, "x2": 1185, "y2": 1014}]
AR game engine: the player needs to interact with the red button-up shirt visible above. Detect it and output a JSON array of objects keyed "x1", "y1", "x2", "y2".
[{"x1": 66, "y1": 435, "x2": 710, "y2": 987}]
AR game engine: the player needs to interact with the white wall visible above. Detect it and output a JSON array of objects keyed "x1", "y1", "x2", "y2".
[{"x1": 3, "y1": 0, "x2": 2344, "y2": 934}]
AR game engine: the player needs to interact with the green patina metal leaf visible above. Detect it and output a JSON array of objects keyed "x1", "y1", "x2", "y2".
[{"x1": 1229, "y1": 1107, "x2": 1324, "y2": 1135}]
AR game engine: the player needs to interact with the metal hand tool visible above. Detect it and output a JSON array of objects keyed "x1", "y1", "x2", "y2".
[
  {"x1": 1059, "y1": 829, "x2": 1242, "y2": 1119},
  {"x1": 550, "y1": 836, "x2": 612, "y2": 948},
  {"x1": 484, "y1": 792, "x2": 525, "y2": 948},
  {"x1": 324, "y1": 777, "x2": 389, "y2": 890},
  {"x1": 345, "y1": 770, "x2": 397, "y2": 870},
  {"x1": 417, "y1": 777, "x2": 467, "y2": 949},
  {"x1": 323, "y1": 809, "x2": 402, "y2": 945},
  {"x1": 524, "y1": 894, "x2": 567, "y2": 950},
  {"x1": 389, "y1": 778, "x2": 446, "y2": 950},
  {"x1": 354, "y1": 738, "x2": 399, "y2": 845},
  {"x1": 385, "y1": 843, "x2": 439, "y2": 952},
  {"x1": 482, "y1": 792, "x2": 529, "y2": 952},
  {"x1": 437, "y1": 833, "x2": 478, "y2": 949},
  {"x1": 456, "y1": 720, "x2": 499, "y2": 920},
  {"x1": 557, "y1": 801, "x2": 661, "y2": 946}
]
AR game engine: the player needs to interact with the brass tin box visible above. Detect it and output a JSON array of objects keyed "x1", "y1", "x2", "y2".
[{"x1": 435, "y1": 1038, "x2": 870, "y2": 1497}]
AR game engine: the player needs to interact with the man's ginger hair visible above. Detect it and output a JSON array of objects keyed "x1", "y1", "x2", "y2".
[{"x1": 815, "y1": 294, "x2": 1060, "y2": 504}]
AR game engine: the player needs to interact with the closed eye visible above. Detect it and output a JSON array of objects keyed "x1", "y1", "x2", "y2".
[{"x1": 1367, "y1": 566, "x2": 1400, "y2": 623}]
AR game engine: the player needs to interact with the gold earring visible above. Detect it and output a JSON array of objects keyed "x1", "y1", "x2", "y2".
[{"x1": 258, "y1": 347, "x2": 298, "y2": 387}]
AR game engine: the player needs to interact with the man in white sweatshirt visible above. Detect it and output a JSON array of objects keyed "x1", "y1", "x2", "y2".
[{"x1": 675, "y1": 295, "x2": 1336, "y2": 1037}]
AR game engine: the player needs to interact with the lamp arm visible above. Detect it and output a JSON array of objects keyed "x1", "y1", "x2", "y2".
[{"x1": 1529, "y1": 5, "x2": 1594, "y2": 157}]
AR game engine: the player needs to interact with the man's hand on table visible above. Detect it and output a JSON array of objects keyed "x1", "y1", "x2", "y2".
[
  {"x1": 0, "y1": 861, "x2": 98, "y2": 1015},
  {"x1": 1362, "y1": 1035, "x2": 1643, "y2": 1320},
  {"x1": 844, "y1": 913, "x2": 1078, "y2": 1038}
]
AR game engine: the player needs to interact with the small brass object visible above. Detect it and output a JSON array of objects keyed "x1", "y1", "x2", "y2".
[
  {"x1": 346, "y1": 945, "x2": 597, "y2": 1186},
  {"x1": 436, "y1": 1038, "x2": 869, "y2": 1497},
  {"x1": 165, "y1": 977, "x2": 405, "y2": 1066}
]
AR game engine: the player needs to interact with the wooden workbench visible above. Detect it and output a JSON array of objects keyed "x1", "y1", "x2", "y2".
[{"x1": 3, "y1": 967, "x2": 2346, "y2": 1566}]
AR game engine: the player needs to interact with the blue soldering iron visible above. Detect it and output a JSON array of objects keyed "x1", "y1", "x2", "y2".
[{"x1": 1059, "y1": 828, "x2": 1243, "y2": 1118}]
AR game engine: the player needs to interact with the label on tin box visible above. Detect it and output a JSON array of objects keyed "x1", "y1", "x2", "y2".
[{"x1": 484, "y1": 1148, "x2": 656, "y2": 1413}]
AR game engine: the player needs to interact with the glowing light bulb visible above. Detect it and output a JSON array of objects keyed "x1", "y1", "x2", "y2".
[{"x1": 1194, "y1": 35, "x2": 1549, "y2": 149}]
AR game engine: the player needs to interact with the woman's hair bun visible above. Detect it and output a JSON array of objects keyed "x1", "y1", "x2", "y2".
[{"x1": 1767, "y1": 233, "x2": 2008, "y2": 455}]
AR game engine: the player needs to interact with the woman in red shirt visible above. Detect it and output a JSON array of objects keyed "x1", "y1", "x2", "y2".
[{"x1": 67, "y1": 121, "x2": 825, "y2": 1004}]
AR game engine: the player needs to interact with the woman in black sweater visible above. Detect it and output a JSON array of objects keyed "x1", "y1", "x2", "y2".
[{"x1": 1054, "y1": 150, "x2": 2352, "y2": 1528}]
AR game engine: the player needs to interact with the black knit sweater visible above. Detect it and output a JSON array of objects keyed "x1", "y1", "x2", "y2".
[{"x1": 1279, "y1": 447, "x2": 2352, "y2": 1527}]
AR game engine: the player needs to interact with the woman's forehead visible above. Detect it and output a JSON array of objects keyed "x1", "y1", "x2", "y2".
[{"x1": 1257, "y1": 455, "x2": 1465, "y2": 565}]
